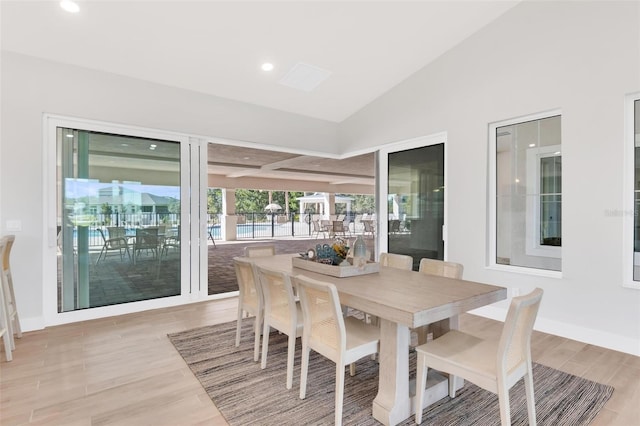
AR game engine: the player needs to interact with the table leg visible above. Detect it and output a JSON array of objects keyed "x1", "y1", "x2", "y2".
[{"x1": 372, "y1": 319, "x2": 411, "y2": 426}]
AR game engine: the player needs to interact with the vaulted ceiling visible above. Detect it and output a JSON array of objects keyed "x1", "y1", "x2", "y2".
[{"x1": 2, "y1": 0, "x2": 519, "y2": 192}]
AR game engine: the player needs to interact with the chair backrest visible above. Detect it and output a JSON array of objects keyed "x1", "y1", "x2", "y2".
[
  {"x1": 294, "y1": 275, "x2": 345, "y2": 359},
  {"x1": 332, "y1": 221, "x2": 346, "y2": 232},
  {"x1": 256, "y1": 265, "x2": 297, "y2": 330},
  {"x1": 244, "y1": 244, "x2": 276, "y2": 258},
  {"x1": 363, "y1": 220, "x2": 375, "y2": 232},
  {"x1": 498, "y1": 288, "x2": 543, "y2": 374},
  {"x1": 97, "y1": 228, "x2": 108, "y2": 243},
  {"x1": 418, "y1": 258, "x2": 463, "y2": 279},
  {"x1": 379, "y1": 252, "x2": 413, "y2": 270},
  {"x1": 107, "y1": 227, "x2": 126, "y2": 239},
  {"x1": 312, "y1": 220, "x2": 322, "y2": 232},
  {"x1": 2, "y1": 234, "x2": 15, "y2": 273},
  {"x1": 135, "y1": 228, "x2": 159, "y2": 248},
  {"x1": 233, "y1": 257, "x2": 261, "y2": 310}
]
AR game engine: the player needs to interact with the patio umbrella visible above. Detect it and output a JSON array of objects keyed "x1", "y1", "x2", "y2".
[{"x1": 264, "y1": 203, "x2": 282, "y2": 213}]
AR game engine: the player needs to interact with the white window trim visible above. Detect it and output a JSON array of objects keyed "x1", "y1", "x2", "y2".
[
  {"x1": 487, "y1": 109, "x2": 562, "y2": 277},
  {"x1": 623, "y1": 92, "x2": 640, "y2": 289},
  {"x1": 525, "y1": 145, "x2": 561, "y2": 259},
  {"x1": 42, "y1": 114, "x2": 203, "y2": 326},
  {"x1": 377, "y1": 132, "x2": 448, "y2": 259}
]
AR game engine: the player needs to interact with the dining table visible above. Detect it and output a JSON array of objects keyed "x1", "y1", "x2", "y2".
[{"x1": 248, "y1": 253, "x2": 507, "y2": 426}]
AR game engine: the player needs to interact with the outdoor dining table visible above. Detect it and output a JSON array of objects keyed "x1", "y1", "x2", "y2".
[{"x1": 248, "y1": 254, "x2": 507, "y2": 426}]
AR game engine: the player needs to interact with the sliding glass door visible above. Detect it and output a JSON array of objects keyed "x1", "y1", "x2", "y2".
[
  {"x1": 54, "y1": 124, "x2": 193, "y2": 313},
  {"x1": 378, "y1": 134, "x2": 446, "y2": 270}
]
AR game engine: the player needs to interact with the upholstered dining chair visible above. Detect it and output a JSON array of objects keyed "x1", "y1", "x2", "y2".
[
  {"x1": 415, "y1": 288, "x2": 543, "y2": 426},
  {"x1": 244, "y1": 244, "x2": 276, "y2": 258},
  {"x1": 295, "y1": 275, "x2": 380, "y2": 426},
  {"x1": 1, "y1": 235, "x2": 21, "y2": 343},
  {"x1": 233, "y1": 257, "x2": 263, "y2": 362},
  {"x1": 256, "y1": 265, "x2": 303, "y2": 389}
]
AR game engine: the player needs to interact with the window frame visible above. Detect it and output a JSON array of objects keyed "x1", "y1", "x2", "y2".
[
  {"x1": 623, "y1": 92, "x2": 640, "y2": 289},
  {"x1": 487, "y1": 109, "x2": 563, "y2": 278}
]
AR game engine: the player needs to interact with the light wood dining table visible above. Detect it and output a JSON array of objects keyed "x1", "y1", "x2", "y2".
[{"x1": 249, "y1": 254, "x2": 507, "y2": 426}]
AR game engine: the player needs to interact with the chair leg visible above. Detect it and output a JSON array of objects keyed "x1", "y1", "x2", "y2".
[
  {"x1": 286, "y1": 333, "x2": 296, "y2": 389},
  {"x1": 235, "y1": 305, "x2": 243, "y2": 347},
  {"x1": 524, "y1": 363, "x2": 537, "y2": 426},
  {"x1": 335, "y1": 363, "x2": 345, "y2": 426},
  {"x1": 254, "y1": 313, "x2": 262, "y2": 363},
  {"x1": 349, "y1": 362, "x2": 356, "y2": 377},
  {"x1": 497, "y1": 380, "x2": 512, "y2": 426},
  {"x1": 415, "y1": 353, "x2": 428, "y2": 424},
  {"x1": 299, "y1": 342, "x2": 310, "y2": 400},
  {"x1": 260, "y1": 319, "x2": 270, "y2": 369}
]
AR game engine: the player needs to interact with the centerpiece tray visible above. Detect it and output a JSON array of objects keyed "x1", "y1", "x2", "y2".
[{"x1": 292, "y1": 256, "x2": 380, "y2": 278}]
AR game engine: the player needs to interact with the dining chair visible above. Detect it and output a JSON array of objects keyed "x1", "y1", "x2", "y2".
[
  {"x1": 379, "y1": 252, "x2": 413, "y2": 270},
  {"x1": 233, "y1": 257, "x2": 264, "y2": 362},
  {"x1": 256, "y1": 265, "x2": 303, "y2": 389},
  {"x1": 416, "y1": 258, "x2": 464, "y2": 344},
  {"x1": 415, "y1": 288, "x2": 543, "y2": 426},
  {"x1": 295, "y1": 274, "x2": 380, "y2": 426},
  {"x1": 1, "y1": 235, "x2": 21, "y2": 343},
  {"x1": 0, "y1": 237, "x2": 15, "y2": 361},
  {"x1": 96, "y1": 227, "x2": 131, "y2": 264},
  {"x1": 244, "y1": 244, "x2": 276, "y2": 258},
  {"x1": 365, "y1": 252, "x2": 413, "y2": 326}
]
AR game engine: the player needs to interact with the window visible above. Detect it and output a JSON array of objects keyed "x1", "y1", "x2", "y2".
[
  {"x1": 624, "y1": 93, "x2": 640, "y2": 288},
  {"x1": 489, "y1": 112, "x2": 562, "y2": 273}
]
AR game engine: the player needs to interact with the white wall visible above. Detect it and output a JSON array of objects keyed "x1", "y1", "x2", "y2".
[
  {"x1": 0, "y1": 52, "x2": 338, "y2": 329},
  {"x1": 339, "y1": 1, "x2": 640, "y2": 354},
  {"x1": 2, "y1": 1, "x2": 639, "y2": 355}
]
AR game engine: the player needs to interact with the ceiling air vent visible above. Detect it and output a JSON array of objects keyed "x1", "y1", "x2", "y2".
[{"x1": 278, "y1": 62, "x2": 331, "y2": 92}]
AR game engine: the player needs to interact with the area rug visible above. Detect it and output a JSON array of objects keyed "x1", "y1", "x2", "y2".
[{"x1": 168, "y1": 320, "x2": 614, "y2": 425}]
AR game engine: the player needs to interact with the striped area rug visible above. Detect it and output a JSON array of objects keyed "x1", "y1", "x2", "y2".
[{"x1": 168, "y1": 320, "x2": 614, "y2": 425}]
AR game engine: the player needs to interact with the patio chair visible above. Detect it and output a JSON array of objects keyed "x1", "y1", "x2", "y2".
[
  {"x1": 96, "y1": 227, "x2": 131, "y2": 264},
  {"x1": 362, "y1": 220, "x2": 376, "y2": 238},
  {"x1": 415, "y1": 288, "x2": 543, "y2": 425},
  {"x1": 332, "y1": 220, "x2": 349, "y2": 238},
  {"x1": 133, "y1": 227, "x2": 159, "y2": 263},
  {"x1": 311, "y1": 220, "x2": 327, "y2": 239}
]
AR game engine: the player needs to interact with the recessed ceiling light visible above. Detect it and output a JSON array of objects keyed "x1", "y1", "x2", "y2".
[
  {"x1": 243, "y1": 156, "x2": 250, "y2": 160},
  {"x1": 149, "y1": 144, "x2": 157, "y2": 150},
  {"x1": 261, "y1": 63, "x2": 274, "y2": 72},
  {"x1": 60, "y1": 0, "x2": 80, "y2": 13},
  {"x1": 65, "y1": 133, "x2": 74, "y2": 138},
  {"x1": 528, "y1": 143, "x2": 536, "y2": 148}
]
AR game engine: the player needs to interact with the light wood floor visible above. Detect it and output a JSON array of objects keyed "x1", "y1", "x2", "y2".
[{"x1": 1, "y1": 299, "x2": 638, "y2": 425}]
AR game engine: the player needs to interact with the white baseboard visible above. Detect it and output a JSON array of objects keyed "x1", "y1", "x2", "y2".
[
  {"x1": 471, "y1": 306, "x2": 640, "y2": 357},
  {"x1": 18, "y1": 316, "x2": 46, "y2": 332}
]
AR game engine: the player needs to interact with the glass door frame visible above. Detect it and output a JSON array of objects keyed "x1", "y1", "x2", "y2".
[
  {"x1": 377, "y1": 132, "x2": 449, "y2": 259},
  {"x1": 43, "y1": 114, "x2": 204, "y2": 326}
]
